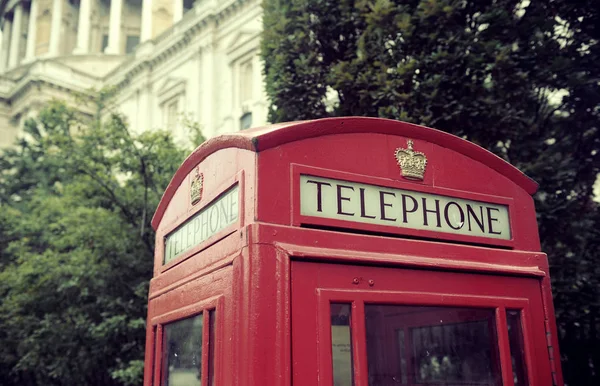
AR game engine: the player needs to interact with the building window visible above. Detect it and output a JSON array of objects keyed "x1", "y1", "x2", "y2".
[
  {"x1": 240, "y1": 112, "x2": 253, "y2": 130},
  {"x1": 126, "y1": 35, "x2": 140, "y2": 54},
  {"x1": 184, "y1": 0, "x2": 195, "y2": 13},
  {"x1": 239, "y1": 59, "x2": 253, "y2": 104},
  {"x1": 165, "y1": 99, "x2": 179, "y2": 130},
  {"x1": 101, "y1": 34, "x2": 109, "y2": 52}
]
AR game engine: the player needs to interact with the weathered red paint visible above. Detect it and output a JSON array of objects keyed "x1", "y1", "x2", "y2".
[{"x1": 145, "y1": 117, "x2": 563, "y2": 386}]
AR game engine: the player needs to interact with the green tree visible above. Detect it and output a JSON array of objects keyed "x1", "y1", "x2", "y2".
[
  {"x1": 262, "y1": 0, "x2": 599, "y2": 384},
  {"x1": 0, "y1": 98, "x2": 197, "y2": 385}
]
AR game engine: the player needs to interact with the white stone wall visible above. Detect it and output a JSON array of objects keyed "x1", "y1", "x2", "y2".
[
  {"x1": 0, "y1": 0, "x2": 268, "y2": 148},
  {"x1": 108, "y1": 0, "x2": 266, "y2": 144}
]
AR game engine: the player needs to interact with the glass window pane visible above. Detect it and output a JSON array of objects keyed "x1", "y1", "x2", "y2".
[
  {"x1": 162, "y1": 313, "x2": 203, "y2": 386},
  {"x1": 240, "y1": 112, "x2": 253, "y2": 130},
  {"x1": 331, "y1": 303, "x2": 354, "y2": 386},
  {"x1": 126, "y1": 35, "x2": 140, "y2": 53},
  {"x1": 365, "y1": 305, "x2": 502, "y2": 385},
  {"x1": 507, "y1": 310, "x2": 529, "y2": 385}
]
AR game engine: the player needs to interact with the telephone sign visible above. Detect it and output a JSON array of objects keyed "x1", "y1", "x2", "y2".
[{"x1": 299, "y1": 174, "x2": 511, "y2": 240}]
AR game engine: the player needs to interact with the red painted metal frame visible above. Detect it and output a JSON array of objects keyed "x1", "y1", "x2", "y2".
[
  {"x1": 497, "y1": 307, "x2": 515, "y2": 386},
  {"x1": 146, "y1": 117, "x2": 564, "y2": 386},
  {"x1": 291, "y1": 163, "x2": 516, "y2": 248},
  {"x1": 158, "y1": 171, "x2": 245, "y2": 273},
  {"x1": 144, "y1": 248, "x2": 236, "y2": 386},
  {"x1": 150, "y1": 296, "x2": 224, "y2": 386},
  {"x1": 153, "y1": 325, "x2": 163, "y2": 386},
  {"x1": 270, "y1": 229, "x2": 547, "y2": 278},
  {"x1": 519, "y1": 306, "x2": 538, "y2": 386}
]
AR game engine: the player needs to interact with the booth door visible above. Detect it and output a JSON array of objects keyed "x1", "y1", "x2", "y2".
[{"x1": 291, "y1": 261, "x2": 553, "y2": 386}]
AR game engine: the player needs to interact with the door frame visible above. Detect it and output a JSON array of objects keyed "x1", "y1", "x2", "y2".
[{"x1": 291, "y1": 260, "x2": 551, "y2": 386}]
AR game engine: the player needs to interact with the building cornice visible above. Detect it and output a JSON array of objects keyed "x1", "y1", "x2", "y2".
[
  {"x1": 3, "y1": 57, "x2": 106, "y2": 84},
  {"x1": 6, "y1": 77, "x2": 98, "y2": 119},
  {"x1": 9, "y1": 74, "x2": 96, "y2": 101},
  {"x1": 1, "y1": 59, "x2": 102, "y2": 98},
  {"x1": 0, "y1": 58, "x2": 102, "y2": 115}
]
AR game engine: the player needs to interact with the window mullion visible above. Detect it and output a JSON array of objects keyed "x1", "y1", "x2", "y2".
[
  {"x1": 496, "y1": 307, "x2": 516, "y2": 386},
  {"x1": 201, "y1": 310, "x2": 210, "y2": 386},
  {"x1": 154, "y1": 324, "x2": 163, "y2": 386},
  {"x1": 351, "y1": 301, "x2": 369, "y2": 386}
]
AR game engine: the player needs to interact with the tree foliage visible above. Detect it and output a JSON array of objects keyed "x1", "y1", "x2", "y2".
[
  {"x1": 262, "y1": 0, "x2": 599, "y2": 384},
  {"x1": 0, "y1": 99, "x2": 196, "y2": 385}
]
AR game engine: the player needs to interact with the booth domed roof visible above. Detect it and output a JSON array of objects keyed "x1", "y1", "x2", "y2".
[{"x1": 152, "y1": 117, "x2": 537, "y2": 229}]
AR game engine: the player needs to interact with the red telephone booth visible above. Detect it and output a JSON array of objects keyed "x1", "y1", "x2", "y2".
[{"x1": 144, "y1": 117, "x2": 563, "y2": 386}]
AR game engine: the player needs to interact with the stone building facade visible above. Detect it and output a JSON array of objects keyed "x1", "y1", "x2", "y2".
[{"x1": 0, "y1": 0, "x2": 267, "y2": 147}]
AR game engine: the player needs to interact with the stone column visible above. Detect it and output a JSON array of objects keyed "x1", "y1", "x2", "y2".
[
  {"x1": 105, "y1": 0, "x2": 123, "y2": 54},
  {"x1": 173, "y1": 0, "x2": 183, "y2": 23},
  {"x1": 0, "y1": 19, "x2": 12, "y2": 72},
  {"x1": 8, "y1": 3, "x2": 24, "y2": 68},
  {"x1": 138, "y1": 81, "x2": 154, "y2": 132},
  {"x1": 198, "y1": 48, "x2": 205, "y2": 124},
  {"x1": 201, "y1": 44, "x2": 215, "y2": 137},
  {"x1": 73, "y1": 0, "x2": 91, "y2": 54},
  {"x1": 48, "y1": 0, "x2": 63, "y2": 55},
  {"x1": 140, "y1": 0, "x2": 153, "y2": 42},
  {"x1": 24, "y1": 0, "x2": 38, "y2": 61}
]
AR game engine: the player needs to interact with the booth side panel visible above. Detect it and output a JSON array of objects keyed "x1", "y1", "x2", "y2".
[
  {"x1": 144, "y1": 264, "x2": 236, "y2": 386},
  {"x1": 154, "y1": 148, "x2": 257, "y2": 277},
  {"x1": 148, "y1": 230, "x2": 246, "y2": 299}
]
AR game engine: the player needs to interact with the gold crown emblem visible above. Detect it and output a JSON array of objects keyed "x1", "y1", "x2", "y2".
[
  {"x1": 395, "y1": 140, "x2": 427, "y2": 180},
  {"x1": 190, "y1": 167, "x2": 204, "y2": 205}
]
